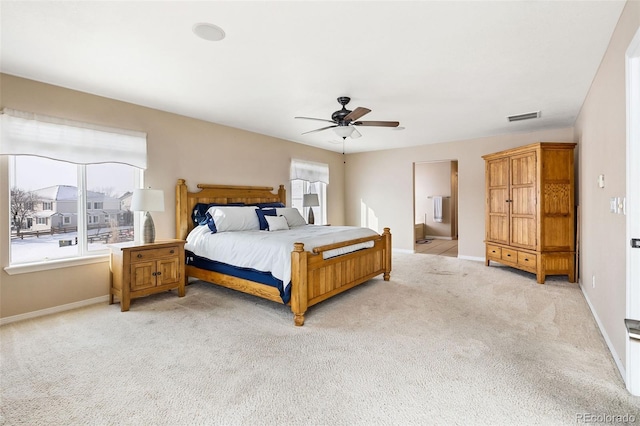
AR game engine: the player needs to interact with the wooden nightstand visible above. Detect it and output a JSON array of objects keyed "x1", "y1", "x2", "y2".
[{"x1": 109, "y1": 239, "x2": 186, "y2": 311}]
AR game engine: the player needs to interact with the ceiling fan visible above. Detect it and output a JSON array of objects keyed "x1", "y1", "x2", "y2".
[{"x1": 295, "y1": 97, "x2": 400, "y2": 139}]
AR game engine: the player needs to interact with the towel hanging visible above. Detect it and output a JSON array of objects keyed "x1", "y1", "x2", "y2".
[{"x1": 433, "y1": 196, "x2": 443, "y2": 222}]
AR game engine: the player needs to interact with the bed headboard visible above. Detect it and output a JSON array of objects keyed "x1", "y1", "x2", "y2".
[{"x1": 175, "y1": 179, "x2": 287, "y2": 240}]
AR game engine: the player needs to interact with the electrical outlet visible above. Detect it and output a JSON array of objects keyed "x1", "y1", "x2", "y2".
[{"x1": 592, "y1": 275, "x2": 596, "y2": 288}]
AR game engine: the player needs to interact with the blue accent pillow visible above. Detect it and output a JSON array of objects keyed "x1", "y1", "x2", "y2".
[
  {"x1": 192, "y1": 202, "x2": 245, "y2": 226},
  {"x1": 255, "y1": 202, "x2": 285, "y2": 209},
  {"x1": 255, "y1": 208, "x2": 277, "y2": 230},
  {"x1": 205, "y1": 212, "x2": 217, "y2": 233}
]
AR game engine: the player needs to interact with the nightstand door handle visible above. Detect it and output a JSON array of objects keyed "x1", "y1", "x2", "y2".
[{"x1": 137, "y1": 253, "x2": 143, "y2": 259}]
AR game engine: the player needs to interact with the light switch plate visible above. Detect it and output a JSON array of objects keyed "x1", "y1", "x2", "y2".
[
  {"x1": 610, "y1": 197, "x2": 618, "y2": 213},
  {"x1": 598, "y1": 174, "x2": 605, "y2": 188}
]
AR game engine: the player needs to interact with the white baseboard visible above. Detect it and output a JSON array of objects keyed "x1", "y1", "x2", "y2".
[
  {"x1": 458, "y1": 255, "x2": 485, "y2": 262},
  {"x1": 393, "y1": 248, "x2": 415, "y2": 254},
  {"x1": 424, "y1": 235, "x2": 454, "y2": 240},
  {"x1": 579, "y1": 282, "x2": 626, "y2": 381},
  {"x1": 0, "y1": 295, "x2": 110, "y2": 326}
]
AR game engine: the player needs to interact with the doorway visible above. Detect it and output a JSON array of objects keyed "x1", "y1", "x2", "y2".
[
  {"x1": 625, "y1": 26, "x2": 640, "y2": 396},
  {"x1": 414, "y1": 160, "x2": 459, "y2": 257}
]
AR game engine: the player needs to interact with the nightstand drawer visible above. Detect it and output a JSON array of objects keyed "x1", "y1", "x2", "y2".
[{"x1": 130, "y1": 246, "x2": 180, "y2": 262}]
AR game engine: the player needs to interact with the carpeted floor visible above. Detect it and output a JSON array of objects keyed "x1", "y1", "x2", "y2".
[{"x1": 1, "y1": 253, "x2": 639, "y2": 425}]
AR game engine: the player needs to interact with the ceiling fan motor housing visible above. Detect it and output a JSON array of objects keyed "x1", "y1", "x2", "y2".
[{"x1": 332, "y1": 96, "x2": 352, "y2": 123}]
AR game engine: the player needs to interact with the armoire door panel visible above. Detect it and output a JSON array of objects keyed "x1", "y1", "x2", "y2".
[
  {"x1": 488, "y1": 216, "x2": 509, "y2": 243},
  {"x1": 489, "y1": 188, "x2": 509, "y2": 213},
  {"x1": 511, "y1": 216, "x2": 537, "y2": 249},
  {"x1": 511, "y1": 186, "x2": 536, "y2": 215},
  {"x1": 488, "y1": 158, "x2": 509, "y2": 187},
  {"x1": 510, "y1": 153, "x2": 536, "y2": 186}
]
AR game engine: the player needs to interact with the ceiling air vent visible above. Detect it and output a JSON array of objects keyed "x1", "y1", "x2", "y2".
[{"x1": 507, "y1": 111, "x2": 541, "y2": 122}]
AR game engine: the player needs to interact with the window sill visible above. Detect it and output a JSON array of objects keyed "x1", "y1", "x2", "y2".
[{"x1": 4, "y1": 254, "x2": 110, "y2": 275}]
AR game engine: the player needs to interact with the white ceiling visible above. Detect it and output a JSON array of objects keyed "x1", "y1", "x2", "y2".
[{"x1": 0, "y1": 1, "x2": 626, "y2": 153}]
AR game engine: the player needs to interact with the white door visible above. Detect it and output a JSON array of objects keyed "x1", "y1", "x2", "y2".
[{"x1": 625, "y1": 27, "x2": 640, "y2": 397}]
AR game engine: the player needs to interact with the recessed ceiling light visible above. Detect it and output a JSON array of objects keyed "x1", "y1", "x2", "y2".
[{"x1": 193, "y1": 23, "x2": 225, "y2": 41}]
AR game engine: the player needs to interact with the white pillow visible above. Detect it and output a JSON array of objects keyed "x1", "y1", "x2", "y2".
[
  {"x1": 208, "y1": 206, "x2": 260, "y2": 232},
  {"x1": 265, "y1": 215, "x2": 290, "y2": 231},
  {"x1": 276, "y1": 207, "x2": 307, "y2": 227}
]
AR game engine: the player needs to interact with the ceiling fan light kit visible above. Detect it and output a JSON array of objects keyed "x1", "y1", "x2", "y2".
[{"x1": 296, "y1": 97, "x2": 400, "y2": 139}]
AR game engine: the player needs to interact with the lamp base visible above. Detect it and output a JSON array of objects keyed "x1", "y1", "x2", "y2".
[
  {"x1": 142, "y1": 211, "x2": 156, "y2": 243},
  {"x1": 307, "y1": 208, "x2": 315, "y2": 225}
]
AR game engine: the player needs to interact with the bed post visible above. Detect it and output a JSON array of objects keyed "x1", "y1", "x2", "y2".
[
  {"x1": 176, "y1": 179, "x2": 188, "y2": 240},
  {"x1": 290, "y1": 242, "x2": 308, "y2": 326},
  {"x1": 383, "y1": 227, "x2": 392, "y2": 281},
  {"x1": 278, "y1": 184, "x2": 286, "y2": 205}
]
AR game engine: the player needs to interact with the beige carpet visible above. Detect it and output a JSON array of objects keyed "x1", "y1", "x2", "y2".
[{"x1": 1, "y1": 253, "x2": 639, "y2": 425}]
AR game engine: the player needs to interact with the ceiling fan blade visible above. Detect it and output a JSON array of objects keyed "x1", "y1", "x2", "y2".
[
  {"x1": 353, "y1": 120, "x2": 400, "y2": 127},
  {"x1": 295, "y1": 116, "x2": 336, "y2": 124},
  {"x1": 302, "y1": 125, "x2": 337, "y2": 135},
  {"x1": 343, "y1": 107, "x2": 371, "y2": 122}
]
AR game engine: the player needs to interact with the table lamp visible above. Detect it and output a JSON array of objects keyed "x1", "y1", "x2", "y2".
[
  {"x1": 303, "y1": 193, "x2": 320, "y2": 225},
  {"x1": 131, "y1": 188, "x2": 165, "y2": 243}
]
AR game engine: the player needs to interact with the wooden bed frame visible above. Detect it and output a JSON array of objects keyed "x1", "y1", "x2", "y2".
[{"x1": 175, "y1": 179, "x2": 392, "y2": 326}]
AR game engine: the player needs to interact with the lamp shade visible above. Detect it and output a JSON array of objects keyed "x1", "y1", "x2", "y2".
[
  {"x1": 303, "y1": 193, "x2": 320, "y2": 207},
  {"x1": 131, "y1": 189, "x2": 165, "y2": 212}
]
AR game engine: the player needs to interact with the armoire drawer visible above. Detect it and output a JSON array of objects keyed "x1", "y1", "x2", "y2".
[
  {"x1": 486, "y1": 244, "x2": 502, "y2": 259},
  {"x1": 517, "y1": 251, "x2": 537, "y2": 269},
  {"x1": 501, "y1": 248, "x2": 518, "y2": 264}
]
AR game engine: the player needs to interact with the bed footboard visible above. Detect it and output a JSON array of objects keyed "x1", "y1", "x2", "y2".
[{"x1": 290, "y1": 227, "x2": 392, "y2": 326}]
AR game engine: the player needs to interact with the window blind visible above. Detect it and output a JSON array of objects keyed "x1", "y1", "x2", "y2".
[
  {"x1": 0, "y1": 108, "x2": 147, "y2": 169},
  {"x1": 290, "y1": 159, "x2": 329, "y2": 184}
]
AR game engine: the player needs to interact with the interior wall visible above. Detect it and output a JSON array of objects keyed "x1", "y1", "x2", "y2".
[
  {"x1": 345, "y1": 128, "x2": 575, "y2": 257},
  {"x1": 574, "y1": 0, "x2": 640, "y2": 373},
  {"x1": 0, "y1": 74, "x2": 344, "y2": 319},
  {"x1": 414, "y1": 161, "x2": 453, "y2": 239}
]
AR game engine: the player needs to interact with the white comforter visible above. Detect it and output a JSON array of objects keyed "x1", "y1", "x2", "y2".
[{"x1": 185, "y1": 225, "x2": 378, "y2": 287}]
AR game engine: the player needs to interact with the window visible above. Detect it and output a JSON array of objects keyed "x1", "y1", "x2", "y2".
[
  {"x1": 8, "y1": 157, "x2": 140, "y2": 263},
  {"x1": 2, "y1": 109, "x2": 147, "y2": 266},
  {"x1": 291, "y1": 180, "x2": 327, "y2": 225},
  {"x1": 290, "y1": 159, "x2": 329, "y2": 225}
]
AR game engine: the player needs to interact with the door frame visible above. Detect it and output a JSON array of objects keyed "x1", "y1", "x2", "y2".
[{"x1": 625, "y1": 26, "x2": 640, "y2": 396}]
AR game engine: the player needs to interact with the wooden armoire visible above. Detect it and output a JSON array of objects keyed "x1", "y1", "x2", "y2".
[{"x1": 483, "y1": 142, "x2": 577, "y2": 283}]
